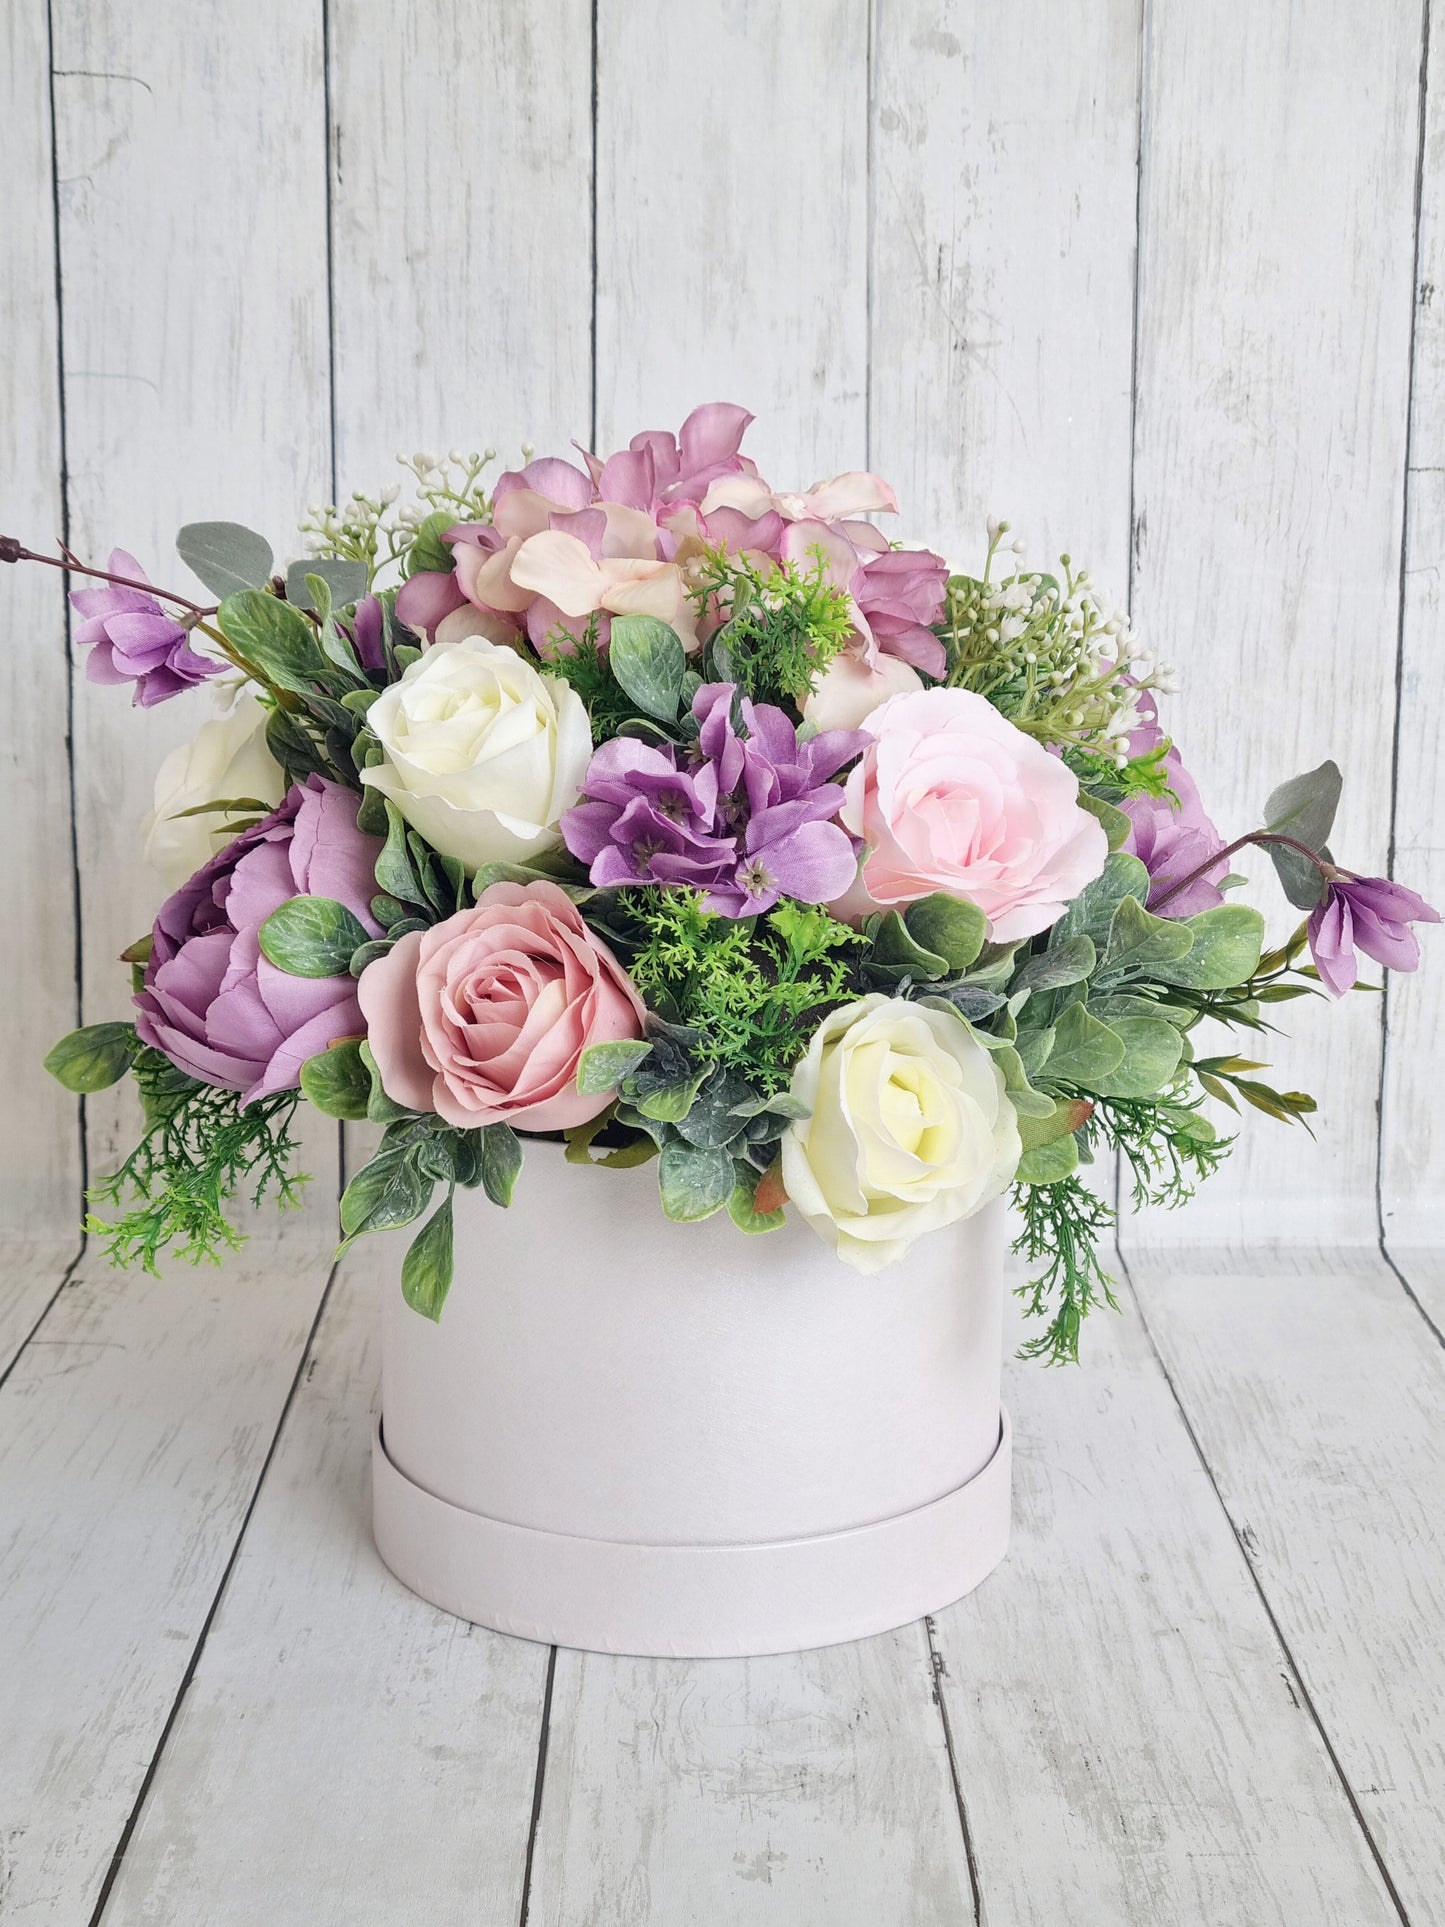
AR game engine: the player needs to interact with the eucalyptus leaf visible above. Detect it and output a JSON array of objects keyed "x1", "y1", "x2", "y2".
[
  {"x1": 1041, "y1": 1001, "x2": 1127, "y2": 1090},
  {"x1": 1014, "y1": 1023, "x2": 1056, "y2": 1080},
  {"x1": 658, "y1": 1140, "x2": 735, "y2": 1222},
  {"x1": 728, "y1": 1174, "x2": 787, "y2": 1234},
  {"x1": 608, "y1": 614, "x2": 687, "y2": 723},
  {"x1": 673, "y1": 1069, "x2": 755, "y2": 1149},
  {"x1": 404, "y1": 512, "x2": 456, "y2": 578},
  {"x1": 1077, "y1": 788, "x2": 1132, "y2": 852},
  {"x1": 176, "y1": 521, "x2": 274, "y2": 599},
  {"x1": 632, "y1": 1070, "x2": 707, "y2": 1124},
  {"x1": 375, "y1": 801, "x2": 427, "y2": 908},
  {"x1": 1085, "y1": 1016, "x2": 1184, "y2": 1099},
  {"x1": 1055, "y1": 850, "x2": 1151, "y2": 946},
  {"x1": 1263, "y1": 760, "x2": 1341, "y2": 909},
  {"x1": 339, "y1": 1146, "x2": 432, "y2": 1242},
  {"x1": 480, "y1": 1124, "x2": 523, "y2": 1206},
  {"x1": 258, "y1": 896, "x2": 371, "y2": 978},
  {"x1": 867, "y1": 910, "x2": 949, "y2": 983},
  {"x1": 577, "y1": 1038, "x2": 654, "y2": 1096},
  {"x1": 1015, "y1": 1132, "x2": 1081, "y2": 1184},
  {"x1": 963, "y1": 940, "x2": 1024, "y2": 991},
  {"x1": 960, "y1": 1022, "x2": 1056, "y2": 1118},
  {"x1": 1150, "y1": 904, "x2": 1265, "y2": 990},
  {"x1": 299, "y1": 1037, "x2": 370, "y2": 1118},
  {"x1": 1099, "y1": 893, "x2": 1195, "y2": 976},
  {"x1": 930, "y1": 982, "x2": 1008, "y2": 1022},
  {"x1": 1016, "y1": 1095, "x2": 1093, "y2": 1153},
  {"x1": 401, "y1": 1195, "x2": 454, "y2": 1321},
  {"x1": 219, "y1": 589, "x2": 332, "y2": 696},
  {"x1": 285, "y1": 557, "x2": 368, "y2": 612},
  {"x1": 903, "y1": 894, "x2": 986, "y2": 972},
  {"x1": 1011, "y1": 934, "x2": 1097, "y2": 997},
  {"x1": 44, "y1": 1021, "x2": 134, "y2": 1093}
]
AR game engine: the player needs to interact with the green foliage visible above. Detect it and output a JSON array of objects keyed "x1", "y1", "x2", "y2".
[
  {"x1": 1012, "y1": 1177, "x2": 1120, "y2": 1367},
  {"x1": 692, "y1": 544, "x2": 855, "y2": 707},
  {"x1": 176, "y1": 521, "x2": 274, "y2": 599},
  {"x1": 546, "y1": 620, "x2": 649, "y2": 744},
  {"x1": 1084, "y1": 1092, "x2": 1229, "y2": 1211},
  {"x1": 86, "y1": 1046, "x2": 308, "y2": 1270},
  {"x1": 612, "y1": 889, "x2": 864, "y2": 1094},
  {"x1": 1065, "y1": 739, "x2": 1177, "y2": 803},
  {"x1": 1262, "y1": 760, "x2": 1341, "y2": 910},
  {"x1": 299, "y1": 1038, "x2": 370, "y2": 1119},
  {"x1": 401, "y1": 1194, "x2": 455, "y2": 1321},
  {"x1": 258, "y1": 896, "x2": 372, "y2": 977},
  {"x1": 45, "y1": 1021, "x2": 136, "y2": 1093},
  {"x1": 608, "y1": 615, "x2": 688, "y2": 723}
]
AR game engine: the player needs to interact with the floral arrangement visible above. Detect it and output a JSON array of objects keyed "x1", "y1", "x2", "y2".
[{"x1": 10, "y1": 403, "x2": 1436, "y2": 1363}]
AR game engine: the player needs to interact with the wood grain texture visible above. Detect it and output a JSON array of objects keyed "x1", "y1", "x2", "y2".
[
  {"x1": 0, "y1": 0, "x2": 81, "y2": 1237},
  {"x1": 1128, "y1": 0, "x2": 1425, "y2": 1245},
  {"x1": 99, "y1": 1244, "x2": 550, "y2": 1926},
  {"x1": 526, "y1": 1627, "x2": 975, "y2": 1926},
  {"x1": 930, "y1": 1271, "x2": 1403, "y2": 1925},
  {"x1": 1380, "y1": 4, "x2": 1445, "y2": 1246},
  {"x1": 0, "y1": 1246, "x2": 78, "y2": 1382},
  {"x1": 869, "y1": 0, "x2": 1141, "y2": 578},
  {"x1": 1126, "y1": 1243, "x2": 1445, "y2": 1924},
  {"x1": 50, "y1": 0, "x2": 338, "y2": 1210},
  {"x1": 328, "y1": 0, "x2": 594, "y2": 482},
  {"x1": 0, "y1": 1244, "x2": 334, "y2": 1921},
  {"x1": 594, "y1": 0, "x2": 869, "y2": 480}
]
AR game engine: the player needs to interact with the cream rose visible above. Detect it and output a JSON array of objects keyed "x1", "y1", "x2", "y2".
[
  {"x1": 781, "y1": 995, "x2": 1020, "y2": 1273},
  {"x1": 142, "y1": 684, "x2": 285, "y2": 891},
  {"x1": 360, "y1": 636, "x2": 592, "y2": 871}
]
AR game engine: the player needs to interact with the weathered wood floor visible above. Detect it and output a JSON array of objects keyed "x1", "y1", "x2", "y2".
[{"x1": 1, "y1": 1236, "x2": 1440, "y2": 1925}]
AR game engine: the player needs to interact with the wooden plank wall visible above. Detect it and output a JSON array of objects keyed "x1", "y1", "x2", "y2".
[
  {"x1": 1, "y1": 10, "x2": 1442, "y2": 1924},
  {"x1": 4, "y1": 1, "x2": 1435, "y2": 1263}
]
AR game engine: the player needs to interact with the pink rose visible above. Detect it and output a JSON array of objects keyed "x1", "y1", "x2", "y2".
[
  {"x1": 836, "y1": 688, "x2": 1109, "y2": 942},
  {"x1": 357, "y1": 880, "x2": 646, "y2": 1132}
]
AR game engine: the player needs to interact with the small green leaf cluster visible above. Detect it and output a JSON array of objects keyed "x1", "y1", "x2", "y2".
[
  {"x1": 215, "y1": 579, "x2": 413, "y2": 792},
  {"x1": 568, "y1": 1023, "x2": 801, "y2": 1233},
  {"x1": 548, "y1": 613, "x2": 706, "y2": 746},
  {"x1": 80, "y1": 1040, "x2": 308, "y2": 1271},
  {"x1": 688, "y1": 543, "x2": 855, "y2": 708},
  {"x1": 598, "y1": 889, "x2": 865, "y2": 1095},
  {"x1": 330, "y1": 1042, "x2": 522, "y2": 1321}
]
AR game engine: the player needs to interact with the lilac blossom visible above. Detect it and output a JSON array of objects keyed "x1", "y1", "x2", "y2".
[
  {"x1": 71, "y1": 548, "x2": 221, "y2": 706},
  {"x1": 1307, "y1": 873, "x2": 1440, "y2": 997},
  {"x1": 561, "y1": 682, "x2": 867, "y2": 916}
]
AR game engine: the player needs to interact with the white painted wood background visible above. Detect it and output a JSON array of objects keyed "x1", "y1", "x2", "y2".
[{"x1": 2, "y1": 3, "x2": 1442, "y2": 1923}]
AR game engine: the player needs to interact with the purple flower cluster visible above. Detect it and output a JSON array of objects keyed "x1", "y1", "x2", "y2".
[
  {"x1": 562, "y1": 683, "x2": 867, "y2": 916},
  {"x1": 71, "y1": 548, "x2": 222, "y2": 707},
  {"x1": 1118, "y1": 690, "x2": 1230, "y2": 919}
]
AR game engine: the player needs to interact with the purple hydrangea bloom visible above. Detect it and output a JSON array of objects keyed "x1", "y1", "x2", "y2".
[
  {"x1": 71, "y1": 548, "x2": 222, "y2": 706},
  {"x1": 562, "y1": 682, "x2": 867, "y2": 916},
  {"x1": 135, "y1": 775, "x2": 383, "y2": 1103},
  {"x1": 1307, "y1": 873, "x2": 1440, "y2": 997}
]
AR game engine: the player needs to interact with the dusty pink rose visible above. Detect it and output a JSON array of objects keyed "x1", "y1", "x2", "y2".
[
  {"x1": 836, "y1": 688, "x2": 1110, "y2": 942},
  {"x1": 357, "y1": 880, "x2": 646, "y2": 1132}
]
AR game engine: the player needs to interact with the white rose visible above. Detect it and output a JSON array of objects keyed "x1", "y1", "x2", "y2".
[
  {"x1": 361, "y1": 636, "x2": 592, "y2": 871},
  {"x1": 142, "y1": 684, "x2": 285, "y2": 892},
  {"x1": 782, "y1": 994, "x2": 1021, "y2": 1273}
]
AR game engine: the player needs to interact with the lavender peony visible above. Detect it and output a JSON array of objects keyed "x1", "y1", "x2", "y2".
[{"x1": 135, "y1": 775, "x2": 383, "y2": 1103}]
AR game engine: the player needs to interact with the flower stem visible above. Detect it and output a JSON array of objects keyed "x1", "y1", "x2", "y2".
[
  {"x1": 1150, "y1": 829, "x2": 1332, "y2": 912},
  {"x1": 0, "y1": 536, "x2": 218, "y2": 619}
]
